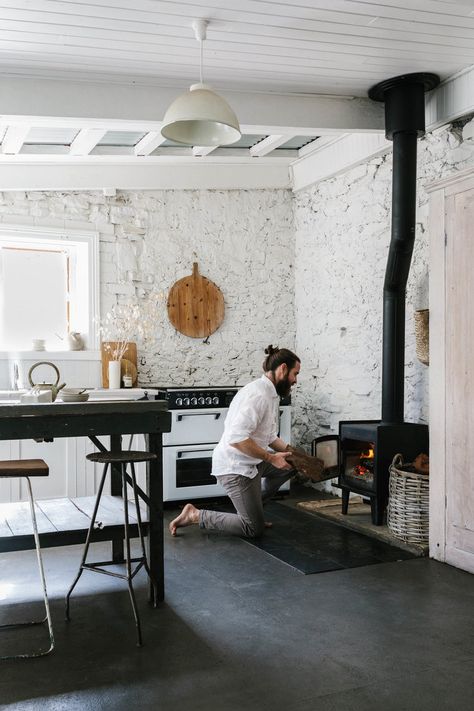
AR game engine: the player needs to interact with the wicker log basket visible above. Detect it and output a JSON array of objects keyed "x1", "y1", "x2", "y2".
[
  {"x1": 414, "y1": 309, "x2": 429, "y2": 366},
  {"x1": 387, "y1": 453, "x2": 429, "y2": 545}
]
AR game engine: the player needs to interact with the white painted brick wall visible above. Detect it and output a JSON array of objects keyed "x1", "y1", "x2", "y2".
[
  {"x1": 293, "y1": 124, "x2": 474, "y2": 492},
  {"x1": 0, "y1": 124, "x2": 472, "y2": 474},
  {"x1": 0, "y1": 188, "x2": 296, "y2": 388}
]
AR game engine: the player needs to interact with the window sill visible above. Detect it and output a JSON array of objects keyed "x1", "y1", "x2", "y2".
[{"x1": 0, "y1": 350, "x2": 101, "y2": 361}]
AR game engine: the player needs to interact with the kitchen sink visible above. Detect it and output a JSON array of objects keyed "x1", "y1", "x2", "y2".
[
  {"x1": 0, "y1": 389, "x2": 26, "y2": 403},
  {"x1": 87, "y1": 388, "x2": 160, "y2": 401}
]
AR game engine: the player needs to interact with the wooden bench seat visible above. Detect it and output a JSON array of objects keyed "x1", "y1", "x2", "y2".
[
  {"x1": 0, "y1": 459, "x2": 49, "y2": 477},
  {"x1": 0, "y1": 495, "x2": 149, "y2": 553}
]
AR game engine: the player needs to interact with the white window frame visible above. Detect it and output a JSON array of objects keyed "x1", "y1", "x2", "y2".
[{"x1": 0, "y1": 224, "x2": 100, "y2": 351}]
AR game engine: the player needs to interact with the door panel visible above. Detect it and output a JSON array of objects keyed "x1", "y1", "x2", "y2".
[{"x1": 445, "y1": 187, "x2": 474, "y2": 571}]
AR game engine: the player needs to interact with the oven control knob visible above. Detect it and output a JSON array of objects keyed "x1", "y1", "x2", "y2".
[
  {"x1": 198, "y1": 397, "x2": 205, "y2": 405},
  {"x1": 175, "y1": 397, "x2": 183, "y2": 406},
  {"x1": 183, "y1": 397, "x2": 190, "y2": 406},
  {"x1": 212, "y1": 396, "x2": 219, "y2": 405},
  {"x1": 205, "y1": 397, "x2": 213, "y2": 405},
  {"x1": 191, "y1": 397, "x2": 197, "y2": 406}
]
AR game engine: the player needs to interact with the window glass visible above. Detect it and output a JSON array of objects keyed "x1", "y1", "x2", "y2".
[
  {"x1": 0, "y1": 247, "x2": 68, "y2": 350},
  {"x1": 0, "y1": 227, "x2": 98, "y2": 351}
]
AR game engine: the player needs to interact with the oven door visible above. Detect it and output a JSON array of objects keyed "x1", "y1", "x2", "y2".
[
  {"x1": 163, "y1": 409, "x2": 227, "y2": 446},
  {"x1": 163, "y1": 443, "x2": 227, "y2": 502}
]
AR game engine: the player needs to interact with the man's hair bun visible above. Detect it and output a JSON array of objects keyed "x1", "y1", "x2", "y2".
[
  {"x1": 262, "y1": 345, "x2": 300, "y2": 373},
  {"x1": 264, "y1": 344, "x2": 279, "y2": 356}
]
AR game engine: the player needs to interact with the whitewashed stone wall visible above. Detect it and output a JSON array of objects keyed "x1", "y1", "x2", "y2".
[
  {"x1": 1, "y1": 122, "x2": 473, "y2": 463},
  {"x1": 292, "y1": 124, "x2": 474, "y2": 476},
  {"x1": 0, "y1": 189, "x2": 295, "y2": 387}
]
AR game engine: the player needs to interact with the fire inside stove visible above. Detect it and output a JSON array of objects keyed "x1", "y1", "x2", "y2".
[
  {"x1": 344, "y1": 441, "x2": 376, "y2": 489},
  {"x1": 353, "y1": 446, "x2": 375, "y2": 479}
]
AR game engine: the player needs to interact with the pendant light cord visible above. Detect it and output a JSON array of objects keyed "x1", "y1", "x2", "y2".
[
  {"x1": 193, "y1": 19, "x2": 207, "y2": 85},
  {"x1": 199, "y1": 36, "x2": 204, "y2": 84}
]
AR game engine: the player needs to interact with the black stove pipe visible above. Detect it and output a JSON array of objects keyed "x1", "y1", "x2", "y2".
[{"x1": 368, "y1": 73, "x2": 439, "y2": 423}]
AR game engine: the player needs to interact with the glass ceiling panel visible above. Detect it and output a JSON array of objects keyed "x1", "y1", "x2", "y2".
[
  {"x1": 24, "y1": 128, "x2": 79, "y2": 145},
  {"x1": 98, "y1": 131, "x2": 147, "y2": 146},
  {"x1": 277, "y1": 136, "x2": 318, "y2": 150}
]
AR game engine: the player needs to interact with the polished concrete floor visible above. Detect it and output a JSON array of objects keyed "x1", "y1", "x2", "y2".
[{"x1": 0, "y1": 498, "x2": 473, "y2": 711}]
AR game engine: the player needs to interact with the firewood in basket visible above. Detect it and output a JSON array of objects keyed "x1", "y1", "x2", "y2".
[
  {"x1": 285, "y1": 446, "x2": 337, "y2": 483},
  {"x1": 413, "y1": 452, "x2": 429, "y2": 475}
]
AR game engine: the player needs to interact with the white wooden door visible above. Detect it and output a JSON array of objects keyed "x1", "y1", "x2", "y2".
[{"x1": 444, "y1": 185, "x2": 474, "y2": 572}]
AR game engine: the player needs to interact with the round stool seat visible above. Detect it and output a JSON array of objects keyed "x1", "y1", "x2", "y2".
[{"x1": 86, "y1": 450, "x2": 157, "y2": 464}]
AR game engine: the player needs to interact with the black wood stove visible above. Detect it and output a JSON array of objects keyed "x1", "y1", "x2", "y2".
[{"x1": 313, "y1": 73, "x2": 438, "y2": 525}]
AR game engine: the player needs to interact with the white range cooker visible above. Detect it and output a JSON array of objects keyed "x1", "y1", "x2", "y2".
[{"x1": 154, "y1": 387, "x2": 291, "y2": 502}]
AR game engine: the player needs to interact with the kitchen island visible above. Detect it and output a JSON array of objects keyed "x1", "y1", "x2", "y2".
[{"x1": 0, "y1": 399, "x2": 171, "y2": 605}]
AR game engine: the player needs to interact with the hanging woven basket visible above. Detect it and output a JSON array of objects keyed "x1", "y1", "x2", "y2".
[
  {"x1": 387, "y1": 454, "x2": 429, "y2": 545},
  {"x1": 414, "y1": 309, "x2": 429, "y2": 366}
]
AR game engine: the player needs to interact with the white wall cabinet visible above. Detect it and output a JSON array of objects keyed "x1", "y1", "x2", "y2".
[{"x1": 429, "y1": 165, "x2": 474, "y2": 574}]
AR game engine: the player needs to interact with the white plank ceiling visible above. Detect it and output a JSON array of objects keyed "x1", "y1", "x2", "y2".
[
  {"x1": 1, "y1": 0, "x2": 473, "y2": 94},
  {"x1": 0, "y1": 0, "x2": 473, "y2": 169}
]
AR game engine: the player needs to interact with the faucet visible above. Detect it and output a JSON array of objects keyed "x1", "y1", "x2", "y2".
[{"x1": 12, "y1": 361, "x2": 19, "y2": 390}]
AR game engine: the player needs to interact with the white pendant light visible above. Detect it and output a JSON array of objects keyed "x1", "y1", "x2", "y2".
[{"x1": 161, "y1": 20, "x2": 241, "y2": 147}]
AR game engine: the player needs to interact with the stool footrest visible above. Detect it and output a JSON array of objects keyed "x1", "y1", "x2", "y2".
[
  {"x1": 0, "y1": 616, "x2": 48, "y2": 631},
  {"x1": 82, "y1": 558, "x2": 145, "y2": 581}
]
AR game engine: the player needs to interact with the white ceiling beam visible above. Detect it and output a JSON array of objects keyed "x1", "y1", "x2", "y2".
[
  {"x1": 426, "y1": 65, "x2": 474, "y2": 130},
  {"x1": 292, "y1": 67, "x2": 474, "y2": 193},
  {"x1": 134, "y1": 131, "x2": 166, "y2": 156},
  {"x1": 192, "y1": 146, "x2": 219, "y2": 157},
  {"x1": 291, "y1": 134, "x2": 391, "y2": 193},
  {"x1": 250, "y1": 135, "x2": 292, "y2": 157},
  {"x1": 298, "y1": 135, "x2": 345, "y2": 159},
  {"x1": 0, "y1": 154, "x2": 293, "y2": 165},
  {"x1": 0, "y1": 76, "x2": 385, "y2": 134},
  {"x1": 2, "y1": 125, "x2": 30, "y2": 154},
  {"x1": 0, "y1": 161, "x2": 291, "y2": 192},
  {"x1": 69, "y1": 128, "x2": 107, "y2": 155}
]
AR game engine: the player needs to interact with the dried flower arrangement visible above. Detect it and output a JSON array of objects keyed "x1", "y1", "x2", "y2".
[{"x1": 99, "y1": 291, "x2": 162, "y2": 362}]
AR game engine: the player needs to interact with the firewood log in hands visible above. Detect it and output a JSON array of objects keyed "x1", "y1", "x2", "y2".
[{"x1": 284, "y1": 445, "x2": 338, "y2": 483}]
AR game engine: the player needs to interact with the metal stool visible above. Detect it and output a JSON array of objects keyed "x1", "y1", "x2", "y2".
[
  {"x1": 65, "y1": 450, "x2": 158, "y2": 646},
  {"x1": 0, "y1": 459, "x2": 54, "y2": 660}
]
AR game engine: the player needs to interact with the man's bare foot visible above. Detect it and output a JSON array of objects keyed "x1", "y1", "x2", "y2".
[
  {"x1": 169, "y1": 503, "x2": 200, "y2": 536},
  {"x1": 264, "y1": 521, "x2": 273, "y2": 529}
]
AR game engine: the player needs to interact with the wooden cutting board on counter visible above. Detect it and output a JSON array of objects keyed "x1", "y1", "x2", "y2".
[
  {"x1": 167, "y1": 262, "x2": 225, "y2": 338},
  {"x1": 101, "y1": 342, "x2": 138, "y2": 388}
]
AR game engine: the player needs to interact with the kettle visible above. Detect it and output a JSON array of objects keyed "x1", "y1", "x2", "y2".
[{"x1": 28, "y1": 361, "x2": 66, "y2": 402}]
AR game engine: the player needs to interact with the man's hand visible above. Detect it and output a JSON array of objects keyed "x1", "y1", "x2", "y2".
[
  {"x1": 231, "y1": 438, "x2": 293, "y2": 470},
  {"x1": 268, "y1": 451, "x2": 293, "y2": 470}
]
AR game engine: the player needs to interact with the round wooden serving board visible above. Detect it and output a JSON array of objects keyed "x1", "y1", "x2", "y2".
[{"x1": 167, "y1": 263, "x2": 225, "y2": 338}]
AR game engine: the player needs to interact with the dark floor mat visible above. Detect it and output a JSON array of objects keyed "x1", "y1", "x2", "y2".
[{"x1": 244, "y1": 502, "x2": 416, "y2": 574}]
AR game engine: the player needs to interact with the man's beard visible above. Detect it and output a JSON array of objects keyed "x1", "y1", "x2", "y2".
[{"x1": 275, "y1": 376, "x2": 291, "y2": 397}]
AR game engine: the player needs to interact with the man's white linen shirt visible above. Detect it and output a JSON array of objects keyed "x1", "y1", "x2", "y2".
[{"x1": 212, "y1": 375, "x2": 280, "y2": 479}]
